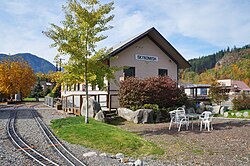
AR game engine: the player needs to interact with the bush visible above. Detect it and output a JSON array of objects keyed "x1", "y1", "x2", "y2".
[
  {"x1": 119, "y1": 76, "x2": 188, "y2": 109},
  {"x1": 142, "y1": 104, "x2": 159, "y2": 111},
  {"x1": 232, "y1": 92, "x2": 250, "y2": 110}
]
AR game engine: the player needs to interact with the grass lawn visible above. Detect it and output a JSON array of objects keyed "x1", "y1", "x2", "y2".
[
  {"x1": 50, "y1": 116, "x2": 164, "y2": 157},
  {"x1": 23, "y1": 98, "x2": 37, "y2": 101},
  {"x1": 23, "y1": 98, "x2": 44, "y2": 101}
]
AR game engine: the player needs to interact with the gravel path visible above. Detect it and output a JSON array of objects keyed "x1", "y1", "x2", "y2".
[{"x1": 0, "y1": 103, "x2": 126, "y2": 166}]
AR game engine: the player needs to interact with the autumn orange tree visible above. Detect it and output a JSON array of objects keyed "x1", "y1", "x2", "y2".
[{"x1": 0, "y1": 58, "x2": 36, "y2": 100}]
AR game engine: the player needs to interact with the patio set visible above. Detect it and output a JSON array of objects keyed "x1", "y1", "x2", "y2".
[{"x1": 169, "y1": 107, "x2": 213, "y2": 132}]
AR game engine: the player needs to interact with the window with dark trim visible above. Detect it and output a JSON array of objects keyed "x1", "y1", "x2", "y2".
[
  {"x1": 124, "y1": 67, "x2": 135, "y2": 77},
  {"x1": 158, "y1": 69, "x2": 168, "y2": 76}
]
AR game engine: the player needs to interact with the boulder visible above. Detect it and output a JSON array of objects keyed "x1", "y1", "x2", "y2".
[
  {"x1": 81, "y1": 97, "x2": 101, "y2": 118},
  {"x1": 117, "y1": 108, "x2": 135, "y2": 121},
  {"x1": 212, "y1": 105, "x2": 221, "y2": 114},
  {"x1": 94, "y1": 110, "x2": 105, "y2": 122},
  {"x1": 133, "y1": 109, "x2": 154, "y2": 124}
]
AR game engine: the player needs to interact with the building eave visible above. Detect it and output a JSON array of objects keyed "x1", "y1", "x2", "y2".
[{"x1": 108, "y1": 27, "x2": 191, "y2": 69}]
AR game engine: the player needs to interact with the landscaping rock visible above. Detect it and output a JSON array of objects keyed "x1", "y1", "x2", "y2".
[
  {"x1": 117, "y1": 108, "x2": 135, "y2": 121},
  {"x1": 120, "y1": 157, "x2": 129, "y2": 163},
  {"x1": 81, "y1": 97, "x2": 101, "y2": 118},
  {"x1": 115, "y1": 153, "x2": 124, "y2": 159},
  {"x1": 236, "y1": 112, "x2": 242, "y2": 117},
  {"x1": 134, "y1": 159, "x2": 144, "y2": 166},
  {"x1": 243, "y1": 112, "x2": 249, "y2": 118},
  {"x1": 82, "y1": 151, "x2": 97, "y2": 157},
  {"x1": 212, "y1": 105, "x2": 221, "y2": 114},
  {"x1": 224, "y1": 112, "x2": 228, "y2": 117},
  {"x1": 94, "y1": 110, "x2": 105, "y2": 122},
  {"x1": 133, "y1": 109, "x2": 154, "y2": 124},
  {"x1": 99, "y1": 153, "x2": 108, "y2": 157}
]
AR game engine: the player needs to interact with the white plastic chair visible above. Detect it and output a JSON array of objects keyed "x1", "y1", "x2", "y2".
[
  {"x1": 169, "y1": 108, "x2": 189, "y2": 132},
  {"x1": 199, "y1": 111, "x2": 213, "y2": 131}
]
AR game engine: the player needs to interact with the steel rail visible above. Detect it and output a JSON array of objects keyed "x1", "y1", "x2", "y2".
[
  {"x1": 31, "y1": 108, "x2": 87, "y2": 166},
  {"x1": 6, "y1": 109, "x2": 59, "y2": 166}
]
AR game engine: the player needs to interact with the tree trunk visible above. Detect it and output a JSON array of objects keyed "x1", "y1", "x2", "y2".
[{"x1": 85, "y1": 61, "x2": 89, "y2": 124}]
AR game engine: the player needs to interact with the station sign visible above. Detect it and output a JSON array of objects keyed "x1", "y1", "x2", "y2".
[{"x1": 135, "y1": 54, "x2": 158, "y2": 62}]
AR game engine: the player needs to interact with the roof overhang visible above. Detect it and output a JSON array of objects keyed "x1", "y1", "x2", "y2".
[{"x1": 108, "y1": 27, "x2": 191, "y2": 69}]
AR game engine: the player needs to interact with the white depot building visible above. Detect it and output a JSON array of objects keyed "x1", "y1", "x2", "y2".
[{"x1": 61, "y1": 27, "x2": 191, "y2": 114}]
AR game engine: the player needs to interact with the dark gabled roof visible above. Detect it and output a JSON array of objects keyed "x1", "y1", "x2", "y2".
[{"x1": 108, "y1": 27, "x2": 191, "y2": 69}]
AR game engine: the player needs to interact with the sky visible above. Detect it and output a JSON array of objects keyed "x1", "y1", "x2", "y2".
[{"x1": 1, "y1": 0, "x2": 250, "y2": 64}]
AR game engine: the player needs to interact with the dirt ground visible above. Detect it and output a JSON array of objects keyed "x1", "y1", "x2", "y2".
[{"x1": 116, "y1": 118, "x2": 250, "y2": 166}]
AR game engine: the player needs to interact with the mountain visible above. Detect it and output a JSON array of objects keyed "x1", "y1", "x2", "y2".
[{"x1": 0, "y1": 53, "x2": 56, "y2": 73}]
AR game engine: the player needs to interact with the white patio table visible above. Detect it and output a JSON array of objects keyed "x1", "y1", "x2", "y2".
[{"x1": 187, "y1": 113, "x2": 201, "y2": 130}]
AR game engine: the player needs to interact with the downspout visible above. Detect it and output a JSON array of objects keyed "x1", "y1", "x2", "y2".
[
  {"x1": 177, "y1": 64, "x2": 179, "y2": 86},
  {"x1": 107, "y1": 59, "x2": 111, "y2": 111}
]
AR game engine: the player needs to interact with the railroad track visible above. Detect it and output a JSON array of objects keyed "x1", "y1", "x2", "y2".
[
  {"x1": 7, "y1": 104, "x2": 87, "y2": 166},
  {"x1": 31, "y1": 108, "x2": 86, "y2": 166},
  {"x1": 7, "y1": 109, "x2": 58, "y2": 166}
]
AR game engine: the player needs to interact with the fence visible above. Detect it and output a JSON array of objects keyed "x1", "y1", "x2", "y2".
[
  {"x1": 44, "y1": 96, "x2": 54, "y2": 107},
  {"x1": 61, "y1": 93, "x2": 119, "y2": 116}
]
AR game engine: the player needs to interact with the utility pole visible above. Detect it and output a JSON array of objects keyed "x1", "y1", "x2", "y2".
[
  {"x1": 54, "y1": 58, "x2": 65, "y2": 71},
  {"x1": 59, "y1": 58, "x2": 64, "y2": 71}
]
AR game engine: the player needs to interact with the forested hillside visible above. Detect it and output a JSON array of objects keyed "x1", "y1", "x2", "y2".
[
  {"x1": 188, "y1": 44, "x2": 250, "y2": 73},
  {"x1": 181, "y1": 44, "x2": 250, "y2": 87}
]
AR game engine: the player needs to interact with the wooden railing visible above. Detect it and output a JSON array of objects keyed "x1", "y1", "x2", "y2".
[{"x1": 61, "y1": 93, "x2": 119, "y2": 116}]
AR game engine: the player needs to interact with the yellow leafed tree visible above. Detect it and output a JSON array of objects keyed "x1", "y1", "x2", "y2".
[{"x1": 0, "y1": 58, "x2": 36, "y2": 99}]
